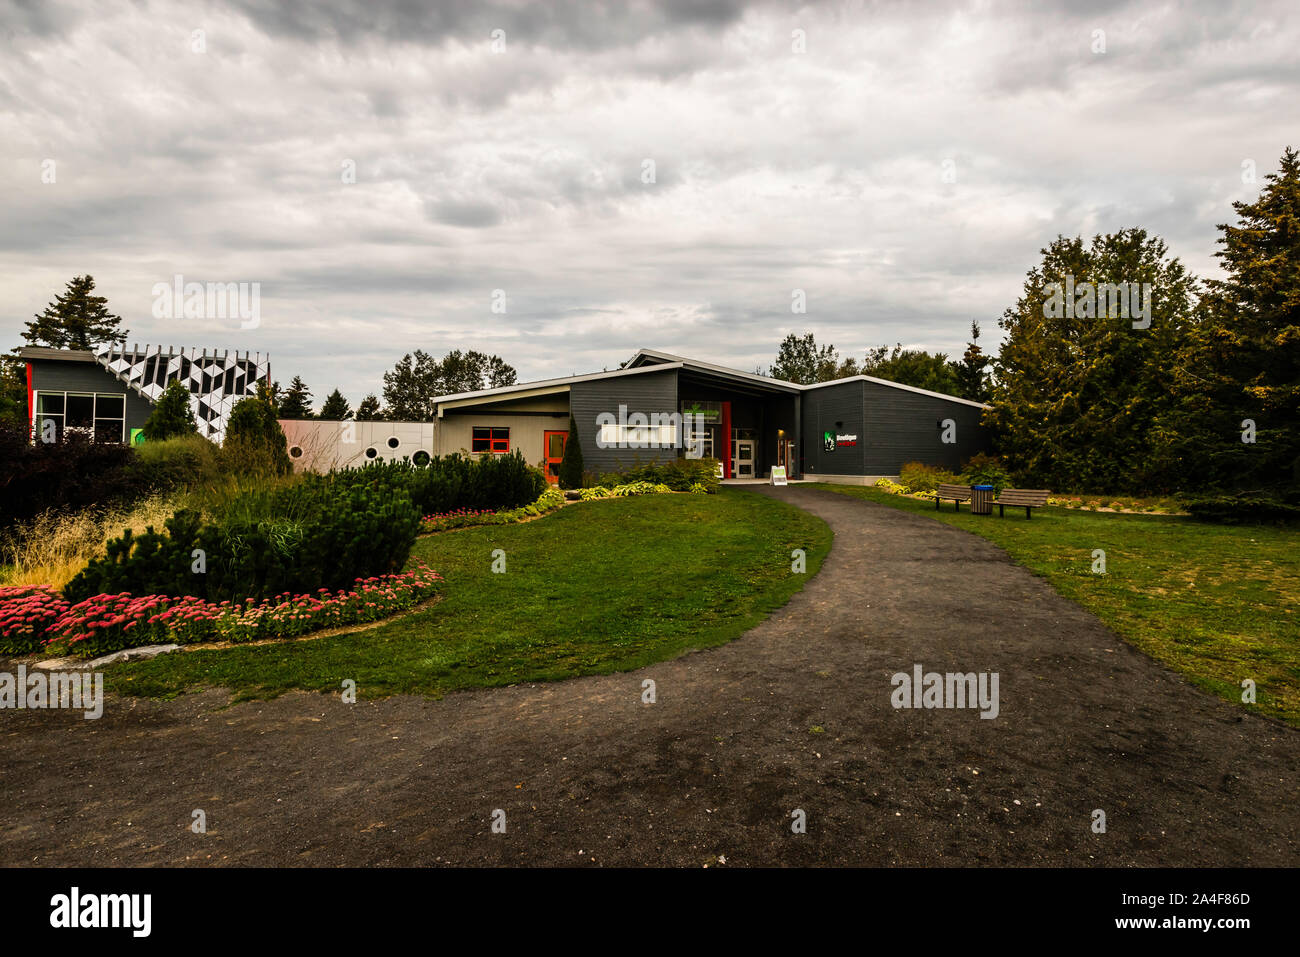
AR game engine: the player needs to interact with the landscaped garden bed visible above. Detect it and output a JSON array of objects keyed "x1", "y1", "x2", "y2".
[
  {"x1": 102, "y1": 489, "x2": 832, "y2": 700},
  {"x1": 1, "y1": 564, "x2": 443, "y2": 658}
]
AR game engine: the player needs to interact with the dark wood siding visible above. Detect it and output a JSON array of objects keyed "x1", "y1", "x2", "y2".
[
  {"x1": 569, "y1": 369, "x2": 679, "y2": 474},
  {"x1": 800, "y1": 381, "x2": 866, "y2": 477},
  {"x1": 800, "y1": 379, "x2": 991, "y2": 476},
  {"x1": 860, "y1": 381, "x2": 988, "y2": 473}
]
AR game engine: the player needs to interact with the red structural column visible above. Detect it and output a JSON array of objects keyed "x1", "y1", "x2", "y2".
[
  {"x1": 721, "y1": 400, "x2": 732, "y2": 478},
  {"x1": 25, "y1": 362, "x2": 32, "y2": 430}
]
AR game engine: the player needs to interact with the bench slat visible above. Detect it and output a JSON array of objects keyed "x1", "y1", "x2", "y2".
[
  {"x1": 993, "y1": 489, "x2": 1049, "y2": 505},
  {"x1": 935, "y1": 483, "x2": 972, "y2": 499}
]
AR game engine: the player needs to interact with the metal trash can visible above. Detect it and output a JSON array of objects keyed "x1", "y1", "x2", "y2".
[{"x1": 970, "y1": 484, "x2": 994, "y2": 515}]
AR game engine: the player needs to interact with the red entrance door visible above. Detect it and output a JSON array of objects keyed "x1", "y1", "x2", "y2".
[{"x1": 543, "y1": 430, "x2": 567, "y2": 484}]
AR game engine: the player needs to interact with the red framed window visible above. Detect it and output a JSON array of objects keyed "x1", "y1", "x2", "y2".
[{"x1": 472, "y1": 426, "x2": 510, "y2": 453}]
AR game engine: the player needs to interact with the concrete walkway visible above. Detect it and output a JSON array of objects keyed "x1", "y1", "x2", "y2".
[{"x1": 2, "y1": 486, "x2": 1297, "y2": 865}]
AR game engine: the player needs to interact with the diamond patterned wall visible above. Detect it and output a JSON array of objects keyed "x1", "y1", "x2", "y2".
[{"x1": 95, "y1": 344, "x2": 270, "y2": 443}]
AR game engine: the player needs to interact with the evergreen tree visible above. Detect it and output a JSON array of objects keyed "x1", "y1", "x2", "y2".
[
  {"x1": 557, "y1": 415, "x2": 583, "y2": 489},
  {"x1": 224, "y1": 393, "x2": 291, "y2": 475},
  {"x1": 318, "y1": 388, "x2": 352, "y2": 420},
  {"x1": 278, "y1": 376, "x2": 314, "y2": 419},
  {"x1": 142, "y1": 380, "x2": 198, "y2": 441},
  {"x1": 1163, "y1": 147, "x2": 1300, "y2": 515},
  {"x1": 355, "y1": 395, "x2": 384, "y2": 421},
  {"x1": 986, "y1": 228, "x2": 1196, "y2": 493},
  {"x1": 24, "y1": 275, "x2": 127, "y2": 349},
  {"x1": 953, "y1": 321, "x2": 992, "y2": 403}
]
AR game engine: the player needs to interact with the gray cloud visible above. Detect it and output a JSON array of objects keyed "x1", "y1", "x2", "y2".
[{"x1": 1, "y1": 0, "x2": 1297, "y2": 403}]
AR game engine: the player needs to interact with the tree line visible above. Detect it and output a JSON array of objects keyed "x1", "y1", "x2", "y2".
[
  {"x1": 6, "y1": 148, "x2": 1296, "y2": 516},
  {"x1": 2, "y1": 283, "x2": 518, "y2": 426},
  {"x1": 770, "y1": 147, "x2": 1299, "y2": 517}
]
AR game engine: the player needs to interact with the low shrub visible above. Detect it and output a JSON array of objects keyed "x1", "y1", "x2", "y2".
[
  {"x1": 874, "y1": 478, "x2": 911, "y2": 495},
  {"x1": 610, "y1": 481, "x2": 665, "y2": 497},
  {"x1": 960, "y1": 452, "x2": 1013, "y2": 494},
  {"x1": 1181, "y1": 493, "x2": 1300, "y2": 525},
  {"x1": 419, "y1": 486, "x2": 566, "y2": 534},
  {"x1": 353, "y1": 453, "x2": 545, "y2": 515},
  {"x1": 126, "y1": 434, "x2": 222, "y2": 493},
  {"x1": 578, "y1": 486, "x2": 611, "y2": 500},
  {"x1": 899, "y1": 461, "x2": 960, "y2": 494},
  {"x1": 65, "y1": 479, "x2": 421, "y2": 604},
  {"x1": 596, "y1": 457, "x2": 721, "y2": 493},
  {"x1": 0, "y1": 423, "x2": 137, "y2": 532}
]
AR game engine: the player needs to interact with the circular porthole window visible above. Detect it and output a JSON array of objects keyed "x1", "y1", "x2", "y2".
[
  {"x1": 386, "y1": 436, "x2": 401, "y2": 449},
  {"x1": 364, "y1": 446, "x2": 378, "y2": 459},
  {"x1": 412, "y1": 450, "x2": 431, "y2": 467},
  {"x1": 289, "y1": 445, "x2": 303, "y2": 459}
]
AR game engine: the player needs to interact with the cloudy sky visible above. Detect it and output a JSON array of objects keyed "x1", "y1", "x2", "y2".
[{"x1": 2, "y1": 0, "x2": 1294, "y2": 404}]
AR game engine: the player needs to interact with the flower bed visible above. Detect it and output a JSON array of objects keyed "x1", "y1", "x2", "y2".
[
  {"x1": 420, "y1": 487, "x2": 566, "y2": 534},
  {"x1": 0, "y1": 585, "x2": 72, "y2": 655},
  {"x1": 0, "y1": 564, "x2": 442, "y2": 659},
  {"x1": 419, "y1": 507, "x2": 500, "y2": 532}
]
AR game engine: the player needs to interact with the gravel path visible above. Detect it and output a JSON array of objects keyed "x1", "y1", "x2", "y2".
[{"x1": 2, "y1": 485, "x2": 1296, "y2": 866}]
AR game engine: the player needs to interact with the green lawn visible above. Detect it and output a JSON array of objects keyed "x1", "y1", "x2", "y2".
[
  {"x1": 110, "y1": 489, "x2": 831, "y2": 700},
  {"x1": 813, "y1": 484, "x2": 1300, "y2": 726}
]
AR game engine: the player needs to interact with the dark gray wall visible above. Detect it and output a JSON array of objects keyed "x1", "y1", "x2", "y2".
[
  {"x1": 800, "y1": 380, "x2": 866, "y2": 477},
  {"x1": 800, "y1": 379, "x2": 991, "y2": 476},
  {"x1": 569, "y1": 369, "x2": 679, "y2": 474},
  {"x1": 28, "y1": 359, "x2": 154, "y2": 432},
  {"x1": 860, "y1": 381, "x2": 988, "y2": 473}
]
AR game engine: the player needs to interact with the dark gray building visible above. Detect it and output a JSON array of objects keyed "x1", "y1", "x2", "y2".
[
  {"x1": 429, "y1": 348, "x2": 991, "y2": 483},
  {"x1": 20, "y1": 344, "x2": 270, "y2": 444}
]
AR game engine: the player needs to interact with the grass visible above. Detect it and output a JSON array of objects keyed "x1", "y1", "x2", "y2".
[
  {"x1": 813, "y1": 484, "x2": 1300, "y2": 726},
  {"x1": 108, "y1": 489, "x2": 832, "y2": 700},
  {"x1": 0, "y1": 494, "x2": 182, "y2": 590}
]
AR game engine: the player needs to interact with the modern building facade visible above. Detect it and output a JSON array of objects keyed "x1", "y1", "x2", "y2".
[
  {"x1": 20, "y1": 344, "x2": 270, "y2": 444},
  {"x1": 281, "y1": 348, "x2": 991, "y2": 483},
  {"x1": 22, "y1": 343, "x2": 990, "y2": 482}
]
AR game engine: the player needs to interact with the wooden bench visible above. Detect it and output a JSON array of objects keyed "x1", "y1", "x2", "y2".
[
  {"x1": 993, "y1": 488, "x2": 1050, "y2": 519},
  {"x1": 933, "y1": 483, "x2": 973, "y2": 511}
]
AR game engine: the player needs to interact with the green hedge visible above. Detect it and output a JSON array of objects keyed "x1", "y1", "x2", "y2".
[
  {"x1": 341, "y1": 452, "x2": 546, "y2": 514},
  {"x1": 65, "y1": 480, "x2": 420, "y2": 604}
]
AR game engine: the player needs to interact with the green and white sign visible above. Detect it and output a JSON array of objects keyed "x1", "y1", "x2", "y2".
[{"x1": 680, "y1": 401, "x2": 722, "y2": 424}]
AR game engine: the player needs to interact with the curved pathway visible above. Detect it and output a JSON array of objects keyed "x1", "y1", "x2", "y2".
[{"x1": 2, "y1": 486, "x2": 1297, "y2": 866}]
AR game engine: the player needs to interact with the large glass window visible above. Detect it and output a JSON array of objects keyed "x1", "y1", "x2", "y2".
[
  {"x1": 471, "y1": 426, "x2": 510, "y2": 453},
  {"x1": 93, "y1": 393, "x2": 125, "y2": 443},
  {"x1": 33, "y1": 391, "x2": 125, "y2": 443}
]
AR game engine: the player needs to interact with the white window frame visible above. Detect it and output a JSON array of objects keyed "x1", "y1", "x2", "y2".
[{"x1": 32, "y1": 390, "x2": 126, "y2": 444}]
